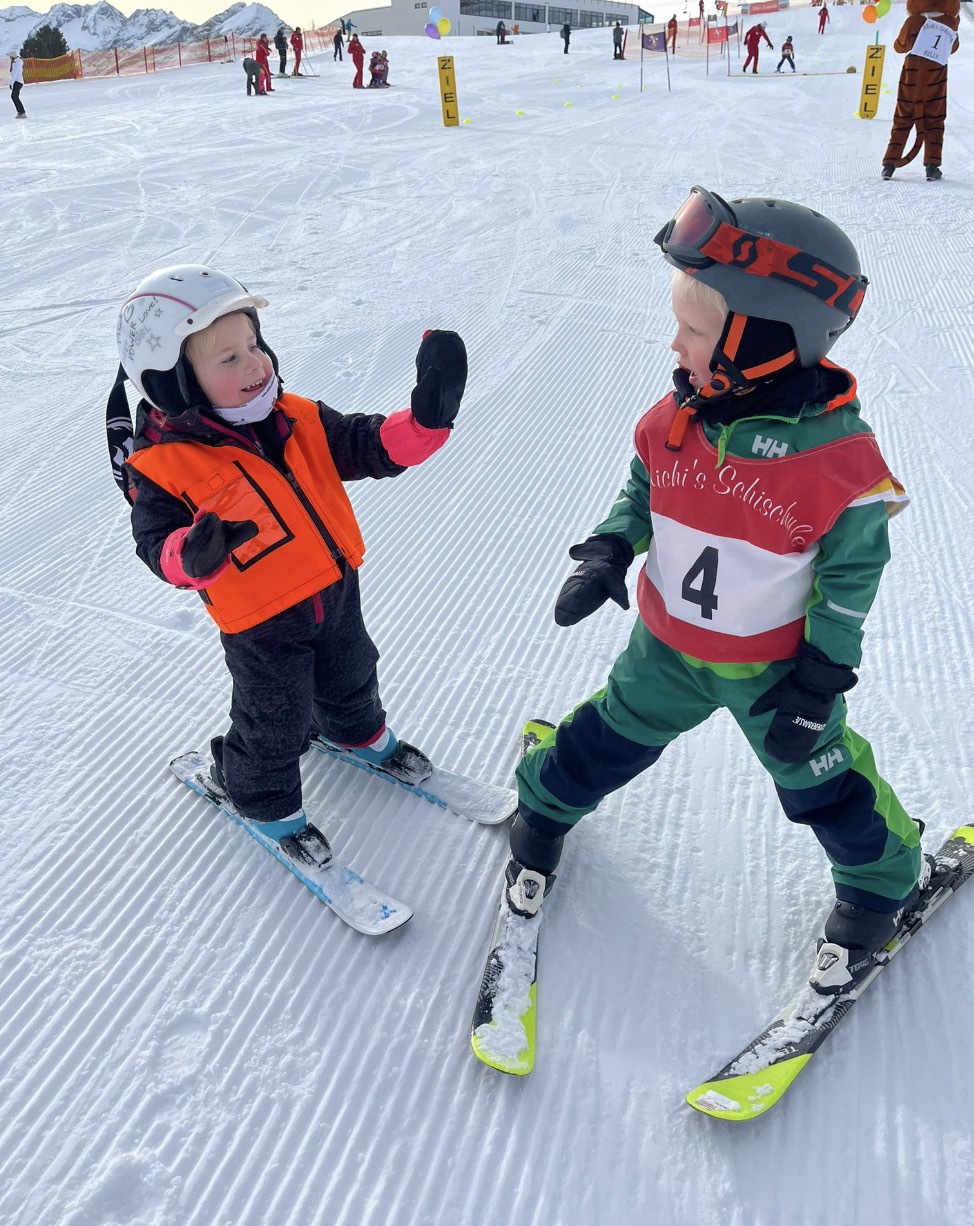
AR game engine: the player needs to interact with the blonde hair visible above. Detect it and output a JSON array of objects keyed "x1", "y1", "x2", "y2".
[
  {"x1": 671, "y1": 267, "x2": 727, "y2": 316},
  {"x1": 184, "y1": 311, "x2": 256, "y2": 369}
]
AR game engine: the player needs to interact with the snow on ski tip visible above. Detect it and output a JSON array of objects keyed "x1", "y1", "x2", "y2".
[
  {"x1": 308, "y1": 732, "x2": 517, "y2": 825},
  {"x1": 686, "y1": 825, "x2": 974, "y2": 1121},
  {"x1": 470, "y1": 890, "x2": 541, "y2": 1075},
  {"x1": 169, "y1": 751, "x2": 413, "y2": 936}
]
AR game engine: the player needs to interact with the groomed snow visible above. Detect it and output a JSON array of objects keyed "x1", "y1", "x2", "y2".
[{"x1": 3, "y1": 9, "x2": 974, "y2": 1224}]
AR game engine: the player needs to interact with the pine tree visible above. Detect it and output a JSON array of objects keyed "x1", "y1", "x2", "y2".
[{"x1": 21, "y1": 24, "x2": 70, "y2": 58}]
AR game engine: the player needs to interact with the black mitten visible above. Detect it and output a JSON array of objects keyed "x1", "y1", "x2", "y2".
[
  {"x1": 181, "y1": 512, "x2": 259, "y2": 578},
  {"x1": 554, "y1": 535, "x2": 634, "y2": 627},
  {"x1": 749, "y1": 642, "x2": 857, "y2": 764},
  {"x1": 411, "y1": 330, "x2": 468, "y2": 430}
]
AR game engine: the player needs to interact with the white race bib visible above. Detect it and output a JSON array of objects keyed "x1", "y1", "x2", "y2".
[{"x1": 910, "y1": 18, "x2": 957, "y2": 66}]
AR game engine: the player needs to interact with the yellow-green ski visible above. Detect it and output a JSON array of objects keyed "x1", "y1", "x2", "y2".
[
  {"x1": 470, "y1": 719, "x2": 555, "y2": 1075},
  {"x1": 687, "y1": 826, "x2": 974, "y2": 1120}
]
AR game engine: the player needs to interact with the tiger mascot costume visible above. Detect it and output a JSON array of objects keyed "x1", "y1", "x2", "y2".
[{"x1": 881, "y1": 0, "x2": 960, "y2": 181}]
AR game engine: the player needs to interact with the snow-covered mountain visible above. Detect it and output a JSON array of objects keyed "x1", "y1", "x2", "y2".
[{"x1": 0, "y1": 0, "x2": 286, "y2": 50}]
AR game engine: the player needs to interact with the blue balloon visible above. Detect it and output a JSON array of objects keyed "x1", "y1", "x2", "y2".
[{"x1": 429, "y1": 6, "x2": 442, "y2": 19}]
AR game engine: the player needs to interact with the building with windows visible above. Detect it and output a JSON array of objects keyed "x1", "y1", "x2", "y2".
[{"x1": 335, "y1": 0, "x2": 654, "y2": 39}]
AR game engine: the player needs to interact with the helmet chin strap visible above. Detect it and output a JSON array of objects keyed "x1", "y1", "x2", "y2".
[
  {"x1": 210, "y1": 374, "x2": 280, "y2": 425},
  {"x1": 665, "y1": 313, "x2": 799, "y2": 451}
]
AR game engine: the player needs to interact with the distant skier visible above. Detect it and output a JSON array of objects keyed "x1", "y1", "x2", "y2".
[
  {"x1": 776, "y1": 35, "x2": 796, "y2": 72},
  {"x1": 333, "y1": 26, "x2": 344, "y2": 60},
  {"x1": 818, "y1": 4, "x2": 830, "y2": 34},
  {"x1": 348, "y1": 32, "x2": 365, "y2": 87},
  {"x1": 9, "y1": 50, "x2": 26, "y2": 118},
  {"x1": 561, "y1": 21, "x2": 571, "y2": 52},
  {"x1": 501, "y1": 186, "x2": 922, "y2": 999},
  {"x1": 667, "y1": 15, "x2": 678, "y2": 55},
  {"x1": 254, "y1": 33, "x2": 274, "y2": 91},
  {"x1": 612, "y1": 21, "x2": 625, "y2": 58},
  {"x1": 743, "y1": 20, "x2": 772, "y2": 73},
  {"x1": 111, "y1": 265, "x2": 468, "y2": 844},
  {"x1": 290, "y1": 27, "x2": 303, "y2": 75},
  {"x1": 273, "y1": 27, "x2": 287, "y2": 75},
  {"x1": 242, "y1": 56, "x2": 265, "y2": 95}
]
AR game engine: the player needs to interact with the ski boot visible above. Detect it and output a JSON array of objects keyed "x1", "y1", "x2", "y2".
[
  {"x1": 209, "y1": 735, "x2": 308, "y2": 841},
  {"x1": 881, "y1": 163, "x2": 895, "y2": 180},
  {"x1": 504, "y1": 814, "x2": 563, "y2": 917},
  {"x1": 925, "y1": 164, "x2": 943, "y2": 182},
  {"x1": 809, "y1": 856, "x2": 933, "y2": 995},
  {"x1": 317, "y1": 726, "x2": 433, "y2": 786}
]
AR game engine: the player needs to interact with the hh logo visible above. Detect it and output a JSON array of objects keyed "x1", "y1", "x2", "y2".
[
  {"x1": 752, "y1": 435, "x2": 789, "y2": 458},
  {"x1": 809, "y1": 747, "x2": 844, "y2": 777}
]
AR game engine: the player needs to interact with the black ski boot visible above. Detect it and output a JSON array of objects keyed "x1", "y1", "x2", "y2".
[
  {"x1": 810, "y1": 856, "x2": 932, "y2": 994},
  {"x1": 505, "y1": 813, "x2": 564, "y2": 917},
  {"x1": 925, "y1": 164, "x2": 943, "y2": 181},
  {"x1": 881, "y1": 163, "x2": 895, "y2": 180}
]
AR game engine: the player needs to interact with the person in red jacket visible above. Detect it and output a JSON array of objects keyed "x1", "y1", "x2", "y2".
[
  {"x1": 667, "y1": 14, "x2": 678, "y2": 54},
  {"x1": 743, "y1": 20, "x2": 773, "y2": 73},
  {"x1": 348, "y1": 33, "x2": 365, "y2": 88},
  {"x1": 112, "y1": 264, "x2": 468, "y2": 843},
  {"x1": 254, "y1": 33, "x2": 275, "y2": 91},
  {"x1": 290, "y1": 26, "x2": 303, "y2": 74},
  {"x1": 818, "y1": 4, "x2": 830, "y2": 34}
]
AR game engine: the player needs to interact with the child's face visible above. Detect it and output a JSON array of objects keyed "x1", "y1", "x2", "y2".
[
  {"x1": 670, "y1": 288, "x2": 726, "y2": 390},
  {"x1": 189, "y1": 313, "x2": 275, "y2": 409}
]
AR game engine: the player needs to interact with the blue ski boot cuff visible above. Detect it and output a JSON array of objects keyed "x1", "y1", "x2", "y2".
[{"x1": 251, "y1": 809, "x2": 308, "y2": 841}]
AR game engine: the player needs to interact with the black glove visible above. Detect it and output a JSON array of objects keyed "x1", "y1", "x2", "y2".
[
  {"x1": 410, "y1": 330, "x2": 468, "y2": 430},
  {"x1": 181, "y1": 512, "x2": 259, "y2": 579},
  {"x1": 553, "y1": 535, "x2": 634, "y2": 627},
  {"x1": 749, "y1": 642, "x2": 857, "y2": 764}
]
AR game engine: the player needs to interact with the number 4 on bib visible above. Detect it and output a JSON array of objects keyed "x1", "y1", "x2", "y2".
[{"x1": 682, "y1": 546, "x2": 718, "y2": 620}]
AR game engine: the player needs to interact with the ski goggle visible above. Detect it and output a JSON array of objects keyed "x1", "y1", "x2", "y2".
[{"x1": 654, "y1": 186, "x2": 867, "y2": 321}]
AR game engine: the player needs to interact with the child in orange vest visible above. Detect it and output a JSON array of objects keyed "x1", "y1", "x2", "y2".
[{"x1": 111, "y1": 265, "x2": 467, "y2": 840}]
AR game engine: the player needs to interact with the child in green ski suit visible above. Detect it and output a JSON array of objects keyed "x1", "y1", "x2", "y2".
[{"x1": 506, "y1": 186, "x2": 924, "y2": 995}]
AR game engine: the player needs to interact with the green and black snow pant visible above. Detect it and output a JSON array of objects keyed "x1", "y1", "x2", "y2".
[{"x1": 516, "y1": 620, "x2": 922, "y2": 911}]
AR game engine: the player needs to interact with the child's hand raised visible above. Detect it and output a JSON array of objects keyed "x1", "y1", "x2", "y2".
[{"x1": 411, "y1": 330, "x2": 468, "y2": 430}]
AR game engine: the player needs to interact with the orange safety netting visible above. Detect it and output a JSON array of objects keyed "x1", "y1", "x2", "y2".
[{"x1": 2, "y1": 28, "x2": 337, "y2": 88}]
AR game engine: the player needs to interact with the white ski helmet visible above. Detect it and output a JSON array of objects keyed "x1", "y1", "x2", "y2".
[{"x1": 116, "y1": 264, "x2": 272, "y2": 416}]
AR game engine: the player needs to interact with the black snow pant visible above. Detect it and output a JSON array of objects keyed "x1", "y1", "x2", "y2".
[
  {"x1": 278, "y1": 50, "x2": 287, "y2": 74},
  {"x1": 11, "y1": 82, "x2": 25, "y2": 116},
  {"x1": 219, "y1": 567, "x2": 384, "y2": 822}
]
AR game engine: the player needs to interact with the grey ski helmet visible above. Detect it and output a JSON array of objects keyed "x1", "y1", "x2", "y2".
[{"x1": 655, "y1": 187, "x2": 867, "y2": 368}]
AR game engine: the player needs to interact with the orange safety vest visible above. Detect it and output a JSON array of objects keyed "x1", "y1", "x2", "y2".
[{"x1": 127, "y1": 392, "x2": 366, "y2": 634}]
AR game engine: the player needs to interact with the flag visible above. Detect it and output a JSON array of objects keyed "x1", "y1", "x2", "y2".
[{"x1": 641, "y1": 30, "x2": 666, "y2": 51}]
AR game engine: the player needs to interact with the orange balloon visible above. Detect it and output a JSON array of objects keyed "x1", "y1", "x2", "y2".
[{"x1": 862, "y1": 4, "x2": 878, "y2": 21}]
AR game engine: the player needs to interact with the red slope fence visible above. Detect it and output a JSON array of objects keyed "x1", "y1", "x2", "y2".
[{"x1": 2, "y1": 26, "x2": 338, "y2": 87}]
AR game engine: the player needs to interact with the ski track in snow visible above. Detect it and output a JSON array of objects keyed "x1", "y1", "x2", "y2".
[{"x1": 3, "y1": 8, "x2": 974, "y2": 1225}]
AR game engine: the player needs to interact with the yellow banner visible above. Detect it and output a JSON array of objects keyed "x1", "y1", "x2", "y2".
[
  {"x1": 858, "y1": 44, "x2": 885, "y2": 119},
  {"x1": 437, "y1": 55, "x2": 459, "y2": 127}
]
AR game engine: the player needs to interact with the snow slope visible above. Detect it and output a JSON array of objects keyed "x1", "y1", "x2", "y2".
[{"x1": 3, "y1": 9, "x2": 974, "y2": 1225}]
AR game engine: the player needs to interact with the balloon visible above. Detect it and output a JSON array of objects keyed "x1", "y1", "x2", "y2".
[
  {"x1": 876, "y1": 0, "x2": 890, "y2": 14},
  {"x1": 437, "y1": 16, "x2": 451, "y2": 34},
  {"x1": 428, "y1": 6, "x2": 442, "y2": 19},
  {"x1": 862, "y1": 5, "x2": 877, "y2": 21},
  {"x1": 424, "y1": 20, "x2": 440, "y2": 37}
]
